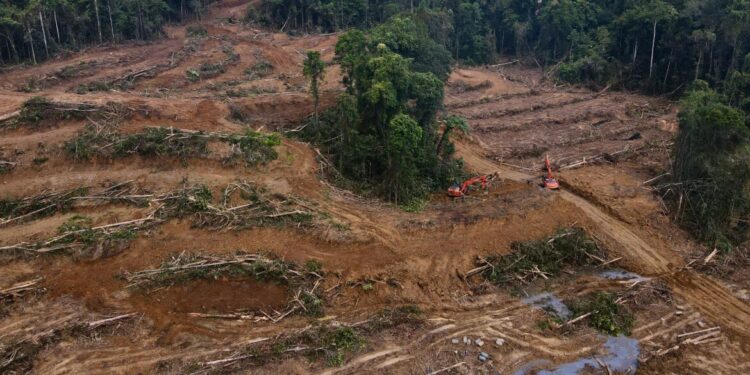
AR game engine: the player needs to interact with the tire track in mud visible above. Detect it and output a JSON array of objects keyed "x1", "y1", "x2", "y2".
[{"x1": 455, "y1": 142, "x2": 750, "y2": 340}]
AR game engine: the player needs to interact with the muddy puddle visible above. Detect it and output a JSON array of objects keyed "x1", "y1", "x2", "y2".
[
  {"x1": 518, "y1": 283, "x2": 641, "y2": 374},
  {"x1": 599, "y1": 269, "x2": 650, "y2": 283},
  {"x1": 514, "y1": 336, "x2": 640, "y2": 375},
  {"x1": 522, "y1": 292, "x2": 571, "y2": 319}
]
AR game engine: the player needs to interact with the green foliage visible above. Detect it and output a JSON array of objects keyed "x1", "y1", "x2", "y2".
[
  {"x1": 304, "y1": 259, "x2": 323, "y2": 273},
  {"x1": 58, "y1": 215, "x2": 93, "y2": 235},
  {"x1": 400, "y1": 198, "x2": 427, "y2": 213},
  {"x1": 298, "y1": 30, "x2": 462, "y2": 203},
  {"x1": 482, "y1": 228, "x2": 605, "y2": 287},
  {"x1": 1, "y1": 0, "x2": 197, "y2": 65},
  {"x1": 724, "y1": 54, "x2": 750, "y2": 117},
  {"x1": 370, "y1": 15, "x2": 453, "y2": 80},
  {"x1": 127, "y1": 252, "x2": 307, "y2": 289},
  {"x1": 17, "y1": 97, "x2": 101, "y2": 126},
  {"x1": 317, "y1": 327, "x2": 365, "y2": 367},
  {"x1": 567, "y1": 292, "x2": 634, "y2": 336},
  {"x1": 186, "y1": 25, "x2": 208, "y2": 37},
  {"x1": 671, "y1": 86, "x2": 750, "y2": 243},
  {"x1": 454, "y1": 1, "x2": 491, "y2": 64},
  {"x1": 57, "y1": 215, "x2": 136, "y2": 248},
  {"x1": 114, "y1": 128, "x2": 209, "y2": 158},
  {"x1": 0, "y1": 187, "x2": 87, "y2": 221},
  {"x1": 200, "y1": 305, "x2": 422, "y2": 369},
  {"x1": 170, "y1": 185, "x2": 213, "y2": 216},
  {"x1": 224, "y1": 130, "x2": 281, "y2": 167},
  {"x1": 18, "y1": 96, "x2": 51, "y2": 124},
  {"x1": 300, "y1": 291, "x2": 325, "y2": 317},
  {"x1": 366, "y1": 305, "x2": 423, "y2": 331},
  {"x1": 303, "y1": 51, "x2": 326, "y2": 121},
  {"x1": 557, "y1": 27, "x2": 615, "y2": 85}
]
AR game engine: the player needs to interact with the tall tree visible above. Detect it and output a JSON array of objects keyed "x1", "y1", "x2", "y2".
[
  {"x1": 93, "y1": 0, "x2": 103, "y2": 43},
  {"x1": 303, "y1": 50, "x2": 326, "y2": 123}
]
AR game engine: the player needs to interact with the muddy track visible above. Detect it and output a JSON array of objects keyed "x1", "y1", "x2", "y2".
[{"x1": 456, "y1": 142, "x2": 750, "y2": 339}]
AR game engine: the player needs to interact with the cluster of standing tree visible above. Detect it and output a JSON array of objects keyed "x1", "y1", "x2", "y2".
[
  {"x1": 672, "y1": 58, "x2": 750, "y2": 247},
  {"x1": 0, "y1": 0, "x2": 213, "y2": 65},
  {"x1": 255, "y1": 0, "x2": 750, "y2": 92},
  {"x1": 301, "y1": 16, "x2": 464, "y2": 204}
]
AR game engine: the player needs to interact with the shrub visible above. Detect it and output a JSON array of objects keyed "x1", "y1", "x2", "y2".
[{"x1": 567, "y1": 292, "x2": 634, "y2": 336}]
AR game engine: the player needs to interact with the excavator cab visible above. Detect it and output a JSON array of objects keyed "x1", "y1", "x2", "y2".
[{"x1": 447, "y1": 181, "x2": 463, "y2": 197}]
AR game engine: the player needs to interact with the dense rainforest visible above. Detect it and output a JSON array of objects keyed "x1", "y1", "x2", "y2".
[
  {"x1": 253, "y1": 0, "x2": 750, "y2": 93},
  {"x1": 0, "y1": 0, "x2": 213, "y2": 65}
]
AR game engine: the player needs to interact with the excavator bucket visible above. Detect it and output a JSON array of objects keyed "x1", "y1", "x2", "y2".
[
  {"x1": 543, "y1": 155, "x2": 560, "y2": 190},
  {"x1": 543, "y1": 177, "x2": 560, "y2": 190}
]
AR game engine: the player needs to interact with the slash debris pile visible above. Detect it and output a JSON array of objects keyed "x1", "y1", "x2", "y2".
[
  {"x1": 0, "y1": 308, "x2": 138, "y2": 374},
  {"x1": 472, "y1": 227, "x2": 611, "y2": 288},
  {"x1": 0, "y1": 181, "x2": 315, "y2": 259},
  {"x1": 122, "y1": 252, "x2": 326, "y2": 319},
  {"x1": 65, "y1": 124, "x2": 280, "y2": 166},
  {"x1": 0, "y1": 181, "x2": 149, "y2": 227},
  {"x1": 183, "y1": 305, "x2": 423, "y2": 372},
  {"x1": 3, "y1": 97, "x2": 137, "y2": 129}
]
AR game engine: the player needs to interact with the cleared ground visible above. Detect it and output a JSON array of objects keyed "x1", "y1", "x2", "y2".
[{"x1": 0, "y1": 1, "x2": 749, "y2": 374}]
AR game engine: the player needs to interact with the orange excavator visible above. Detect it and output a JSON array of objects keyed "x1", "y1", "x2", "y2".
[
  {"x1": 447, "y1": 173, "x2": 498, "y2": 197},
  {"x1": 542, "y1": 155, "x2": 559, "y2": 190}
]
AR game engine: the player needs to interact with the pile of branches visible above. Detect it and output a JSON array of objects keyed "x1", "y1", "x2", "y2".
[
  {"x1": 0, "y1": 160, "x2": 16, "y2": 174},
  {"x1": 446, "y1": 90, "x2": 540, "y2": 110},
  {"x1": 470, "y1": 227, "x2": 612, "y2": 288},
  {"x1": 641, "y1": 326, "x2": 724, "y2": 362},
  {"x1": 0, "y1": 311, "x2": 137, "y2": 373},
  {"x1": 12, "y1": 97, "x2": 135, "y2": 128},
  {"x1": 0, "y1": 181, "x2": 315, "y2": 258},
  {"x1": 244, "y1": 49, "x2": 274, "y2": 80},
  {"x1": 0, "y1": 278, "x2": 44, "y2": 304},
  {"x1": 186, "y1": 44, "x2": 240, "y2": 82},
  {"x1": 0, "y1": 181, "x2": 150, "y2": 227},
  {"x1": 72, "y1": 38, "x2": 205, "y2": 93},
  {"x1": 21, "y1": 60, "x2": 103, "y2": 92},
  {"x1": 191, "y1": 181, "x2": 312, "y2": 230},
  {"x1": 465, "y1": 94, "x2": 599, "y2": 120},
  {"x1": 184, "y1": 306, "x2": 422, "y2": 372},
  {"x1": 65, "y1": 125, "x2": 280, "y2": 166},
  {"x1": 447, "y1": 79, "x2": 492, "y2": 93},
  {"x1": 122, "y1": 251, "x2": 325, "y2": 319}
]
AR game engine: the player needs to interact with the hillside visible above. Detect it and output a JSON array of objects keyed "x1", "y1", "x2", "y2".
[{"x1": 1, "y1": 1, "x2": 749, "y2": 374}]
